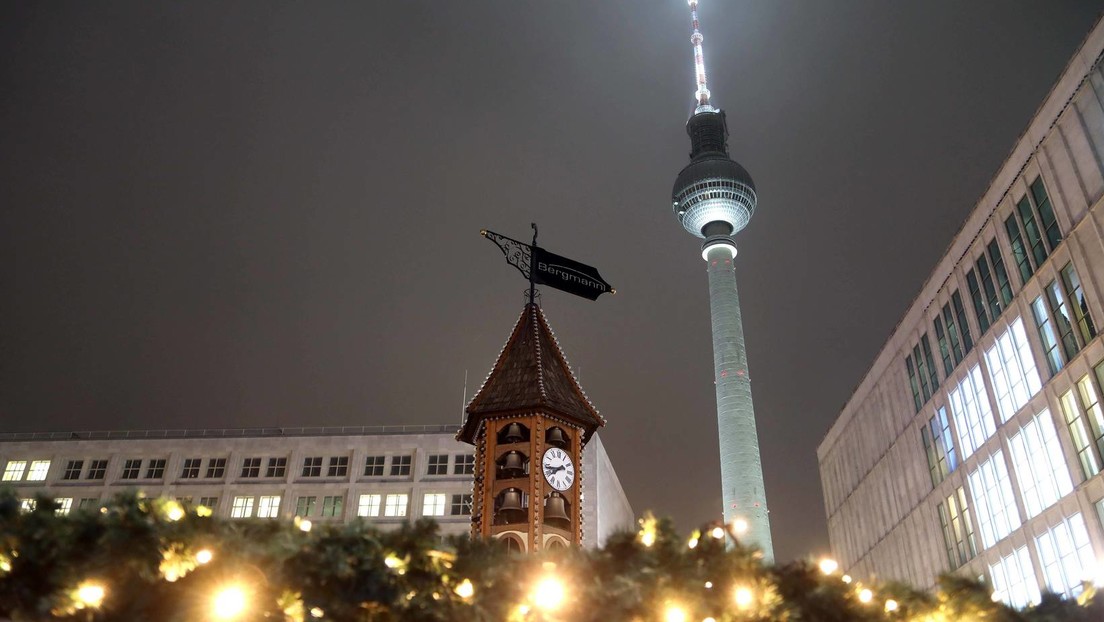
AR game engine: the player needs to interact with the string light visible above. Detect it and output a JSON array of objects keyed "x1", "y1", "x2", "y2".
[
  {"x1": 310, "y1": 606, "x2": 324, "y2": 618},
  {"x1": 533, "y1": 576, "x2": 566, "y2": 611},
  {"x1": 299, "y1": 519, "x2": 313, "y2": 533},
  {"x1": 704, "y1": 581, "x2": 713, "y2": 589},
  {"x1": 638, "y1": 514, "x2": 658, "y2": 547},
  {"x1": 818, "y1": 558, "x2": 839, "y2": 575},
  {"x1": 76, "y1": 582, "x2": 106, "y2": 609},
  {"x1": 664, "y1": 604, "x2": 687, "y2": 622},
  {"x1": 454, "y1": 578, "x2": 474, "y2": 599},
  {"x1": 841, "y1": 574, "x2": 852, "y2": 584},
  {"x1": 734, "y1": 586, "x2": 754, "y2": 609},
  {"x1": 164, "y1": 500, "x2": 185, "y2": 522},
  {"x1": 885, "y1": 599, "x2": 898, "y2": 612},
  {"x1": 710, "y1": 526, "x2": 725, "y2": 539},
  {"x1": 212, "y1": 585, "x2": 248, "y2": 619},
  {"x1": 196, "y1": 549, "x2": 213, "y2": 565},
  {"x1": 858, "y1": 588, "x2": 873, "y2": 604}
]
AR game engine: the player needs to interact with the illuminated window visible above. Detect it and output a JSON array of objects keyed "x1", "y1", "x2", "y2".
[
  {"x1": 257, "y1": 495, "x2": 281, "y2": 518},
  {"x1": 26, "y1": 460, "x2": 50, "y2": 481},
  {"x1": 266, "y1": 457, "x2": 287, "y2": 478},
  {"x1": 922, "y1": 407, "x2": 957, "y2": 486},
  {"x1": 937, "y1": 486, "x2": 977, "y2": 569},
  {"x1": 1061, "y1": 264, "x2": 1096, "y2": 346},
  {"x1": 121, "y1": 459, "x2": 142, "y2": 480},
  {"x1": 364, "y1": 456, "x2": 385, "y2": 476},
  {"x1": 1059, "y1": 388, "x2": 1101, "y2": 480},
  {"x1": 454, "y1": 454, "x2": 475, "y2": 475},
  {"x1": 230, "y1": 496, "x2": 255, "y2": 518},
  {"x1": 384, "y1": 494, "x2": 408, "y2": 517},
  {"x1": 19, "y1": 499, "x2": 36, "y2": 513},
  {"x1": 451, "y1": 493, "x2": 473, "y2": 516},
  {"x1": 427, "y1": 455, "x2": 448, "y2": 475},
  {"x1": 63, "y1": 460, "x2": 84, "y2": 480},
  {"x1": 241, "y1": 457, "x2": 261, "y2": 478},
  {"x1": 181, "y1": 458, "x2": 201, "y2": 479},
  {"x1": 1007, "y1": 409, "x2": 1072, "y2": 518},
  {"x1": 86, "y1": 459, "x2": 108, "y2": 480},
  {"x1": 302, "y1": 456, "x2": 322, "y2": 477},
  {"x1": 390, "y1": 456, "x2": 412, "y2": 476},
  {"x1": 327, "y1": 457, "x2": 349, "y2": 477},
  {"x1": 358, "y1": 494, "x2": 381, "y2": 517},
  {"x1": 55, "y1": 498, "x2": 74, "y2": 515},
  {"x1": 968, "y1": 450, "x2": 1021, "y2": 548},
  {"x1": 145, "y1": 459, "x2": 166, "y2": 479},
  {"x1": 422, "y1": 493, "x2": 446, "y2": 517},
  {"x1": 989, "y1": 546, "x2": 1040, "y2": 609},
  {"x1": 296, "y1": 496, "x2": 316, "y2": 517},
  {"x1": 205, "y1": 458, "x2": 226, "y2": 478},
  {"x1": 321, "y1": 495, "x2": 344, "y2": 517},
  {"x1": 948, "y1": 364, "x2": 995, "y2": 459},
  {"x1": 984, "y1": 317, "x2": 1042, "y2": 422},
  {"x1": 1031, "y1": 296, "x2": 1063, "y2": 375},
  {"x1": 1035, "y1": 513, "x2": 1095, "y2": 598}
]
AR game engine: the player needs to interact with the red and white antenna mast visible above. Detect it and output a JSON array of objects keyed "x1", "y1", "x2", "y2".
[{"x1": 689, "y1": 0, "x2": 712, "y2": 110}]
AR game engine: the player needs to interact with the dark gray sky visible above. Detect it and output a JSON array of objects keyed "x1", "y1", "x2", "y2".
[{"x1": 2, "y1": 1, "x2": 1101, "y2": 561}]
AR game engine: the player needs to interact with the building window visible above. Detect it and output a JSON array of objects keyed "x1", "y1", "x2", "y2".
[
  {"x1": 327, "y1": 456, "x2": 349, "y2": 477},
  {"x1": 1034, "y1": 513, "x2": 1095, "y2": 598},
  {"x1": 302, "y1": 457, "x2": 322, "y2": 477},
  {"x1": 922, "y1": 407, "x2": 957, "y2": 486},
  {"x1": 454, "y1": 454, "x2": 475, "y2": 475},
  {"x1": 1045, "y1": 280, "x2": 1080, "y2": 362},
  {"x1": 198, "y1": 497, "x2": 218, "y2": 511},
  {"x1": 266, "y1": 457, "x2": 287, "y2": 478},
  {"x1": 976, "y1": 253, "x2": 1003, "y2": 321},
  {"x1": 937, "y1": 486, "x2": 977, "y2": 569},
  {"x1": 1081, "y1": 370, "x2": 1104, "y2": 462},
  {"x1": 231, "y1": 496, "x2": 255, "y2": 518},
  {"x1": 321, "y1": 495, "x2": 344, "y2": 518},
  {"x1": 296, "y1": 496, "x2": 316, "y2": 517},
  {"x1": 145, "y1": 459, "x2": 166, "y2": 479},
  {"x1": 205, "y1": 458, "x2": 226, "y2": 479},
  {"x1": 1059, "y1": 389, "x2": 1101, "y2": 480},
  {"x1": 20, "y1": 499, "x2": 36, "y2": 513},
  {"x1": 912, "y1": 344, "x2": 934, "y2": 403},
  {"x1": 989, "y1": 547, "x2": 1040, "y2": 610},
  {"x1": 55, "y1": 498, "x2": 74, "y2": 516},
  {"x1": 1031, "y1": 296, "x2": 1064, "y2": 375},
  {"x1": 427, "y1": 455, "x2": 448, "y2": 475},
  {"x1": 87, "y1": 460, "x2": 107, "y2": 480},
  {"x1": 966, "y1": 268, "x2": 991, "y2": 334},
  {"x1": 941, "y1": 303, "x2": 966, "y2": 364},
  {"x1": 948, "y1": 364, "x2": 996, "y2": 459},
  {"x1": 1007, "y1": 409, "x2": 1073, "y2": 518},
  {"x1": 968, "y1": 450, "x2": 1021, "y2": 548},
  {"x1": 422, "y1": 493, "x2": 446, "y2": 517},
  {"x1": 358, "y1": 494, "x2": 381, "y2": 517},
  {"x1": 1005, "y1": 214, "x2": 1034, "y2": 285},
  {"x1": 21, "y1": 460, "x2": 49, "y2": 482},
  {"x1": 257, "y1": 495, "x2": 281, "y2": 519},
  {"x1": 390, "y1": 455, "x2": 412, "y2": 476},
  {"x1": 1016, "y1": 194, "x2": 1049, "y2": 269},
  {"x1": 1030, "y1": 177, "x2": 1061, "y2": 251},
  {"x1": 78, "y1": 498, "x2": 100, "y2": 510},
  {"x1": 63, "y1": 460, "x2": 84, "y2": 481},
  {"x1": 121, "y1": 459, "x2": 142, "y2": 480},
  {"x1": 181, "y1": 458, "x2": 201, "y2": 479},
  {"x1": 450, "y1": 493, "x2": 473, "y2": 516},
  {"x1": 906, "y1": 355, "x2": 923, "y2": 412},
  {"x1": 920, "y1": 334, "x2": 939, "y2": 394},
  {"x1": 384, "y1": 493, "x2": 408, "y2": 517},
  {"x1": 987, "y1": 240, "x2": 1014, "y2": 307},
  {"x1": 1061, "y1": 263, "x2": 1096, "y2": 346},
  {"x1": 364, "y1": 456, "x2": 385, "y2": 476},
  {"x1": 934, "y1": 317, "x2": 954, "y2": 376},
  {"x1": 241, "y1": 458, "x2": 261, "y2": 478},
  {"x1": 984, "y1": 317, "x2": 1042, "y2": 422},
  {"x1": 951, "y1": 290, "x2": 975, "y2": 353}
]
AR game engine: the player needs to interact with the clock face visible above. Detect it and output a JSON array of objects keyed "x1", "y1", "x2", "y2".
[{"x1": 542, "y1": 447, "x2": 575, "y2": 491}]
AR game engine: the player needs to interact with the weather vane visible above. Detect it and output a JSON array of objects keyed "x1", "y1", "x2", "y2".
[{"x1": 480, "y1": 224, "x2": 615, "y2": 303}]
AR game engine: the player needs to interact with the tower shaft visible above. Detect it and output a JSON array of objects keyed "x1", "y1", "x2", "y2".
[{"x1": 705, "y1": 244, "x2": 773, "y2": 561}]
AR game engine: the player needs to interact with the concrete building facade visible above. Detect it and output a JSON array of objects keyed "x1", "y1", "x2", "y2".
[
  {"x1": 818, "y1": 20, "x2": 1104, "y2": 607},
  {"x1": 0, "y1": 424, "x2": 633, "y2": 548}
]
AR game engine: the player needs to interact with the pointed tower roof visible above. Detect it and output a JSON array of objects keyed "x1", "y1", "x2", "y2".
[{"x1": 457, "y1": 304, "x2": 605, "y2": 444}]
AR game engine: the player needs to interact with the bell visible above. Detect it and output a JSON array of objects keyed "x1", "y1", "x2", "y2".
[
  {"x1": 503, "y1": 423, "x2": 525, "y2": 444},
  {"x1": 546, "y1": 427, "x2": 569, "y2": 448},
  {"x1": 495, "y1": 488, "x2": 526, "y2": 524},
  {"x1": 543, "y1": 493, "x2": 570, "y2": 525},
  {"x1": 499, "y1": 451, "x2": 526, "y2": 478}
]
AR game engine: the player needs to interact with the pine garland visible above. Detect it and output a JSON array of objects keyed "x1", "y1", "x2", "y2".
[{"x1": 0, "y1": 490, "x2": 1099, "y2": 621}]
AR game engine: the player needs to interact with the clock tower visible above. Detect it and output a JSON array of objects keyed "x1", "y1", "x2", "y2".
[{"x1": 457, "y1": 303, "x2": 604, "y2": 551}]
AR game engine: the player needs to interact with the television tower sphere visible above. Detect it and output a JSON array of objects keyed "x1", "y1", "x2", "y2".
[{"x1": 671, "y1": 109, "x2": 758, "y2": 241}]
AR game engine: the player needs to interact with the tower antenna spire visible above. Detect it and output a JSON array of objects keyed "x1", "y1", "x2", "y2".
[{"x1": 688, "y1": 0, "x2": 711, "y2": 110}]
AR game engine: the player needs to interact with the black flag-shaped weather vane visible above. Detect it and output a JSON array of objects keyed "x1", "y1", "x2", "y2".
[{"x1": 481, "y1": 224, "x2": 614, "y2": 302}]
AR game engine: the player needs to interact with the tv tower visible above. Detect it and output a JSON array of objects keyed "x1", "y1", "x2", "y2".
[{"x1": 671, "y1": 0, "x2": 773, "y2": 560}]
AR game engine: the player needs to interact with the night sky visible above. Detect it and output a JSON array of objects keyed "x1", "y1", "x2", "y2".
[{"x1": 2, "y1": 1, "x2": 1102, "y2": 561}]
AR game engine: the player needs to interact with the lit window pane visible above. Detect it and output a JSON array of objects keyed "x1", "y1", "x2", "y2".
[
  {"x1": 985, "y1": 317, "x2": 1042, "y2": 422},
  {"x1": 26, "y1": 460, "x2": 50, "y2": 481},
  {"x1": 1007, "y1": 410, "x2": 1073, "y2": 518},
  {"x1": 1059, "y1": 389, "x2": 1101, "y2": 480},
  {"x1": 257, "y1": 495, "x2": 281, "y2": 518},
  {"x1": 231, "y1": 496, "x2": 255, "y2": 518},
  {"x1": 949, "y1": 364, "x2": 996, "y2": 459},
  {"x1": 1034, "y1": 513, "x2": 1095, "y2": 598},
  {"x1": 422, "y1": 493, "x2": 446, "y2": 517},
  {"x1": 55, "y1": 498, "x2": 73, "y2": 516},
  {"x1": 968, "y1": 450, "x2": 1021, "y2": 548},
  {"x1": 3, "y1": 460, "x2": 27, "y2": 481},
  {"x1": 989, "y1": 546, "x2": 1040, "y2": 609},
  {"x1": 384, "y1": 494, "x2": 408, "y2": 517},
  {"x1": 358, "y1": 494, "x2": 381, "y2": 517}
]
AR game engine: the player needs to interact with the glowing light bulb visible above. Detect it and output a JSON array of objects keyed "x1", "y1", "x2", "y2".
[
  {"x1": 734, "y1": 586, "x2": 753, "y2": 609},
  {"x1": 710, "y1": 526, "x2": 725, "y2": 539},
  {"x1": 885, "y1": 599, "x2": 898, "y2": 612},
  {"x1": 212, "y1": 585, "x2": 248, "y2": 619},
  {"x1": 76, "y1": 582, "x2": 106, "y2": 608},
  {"x1": 196, "y1": 549, "x2": 213, "y2": 565},
  {"x1": 664, "y1": 604, "x2": 687, "y2": 622},
  {"x1": 858, "y1": 588, "x2": 873, "y2": 604},
  {"x1": 454, "y1": 579, "x2": 474, "y2": 599},
  {"x1": 731, "y1": 518, "x2": 749, "y2": 535},
  {"x1": 841, "y1": 574, "x2": 852, "y2": 584},
  {"x1": 704, "y1": 581, "x2": 713, "y2": 589},
  {"x1": 818, "y1": 558, "x2": 839, "y2": 575},
  {"x1": 166, "y1": 506, "x2": 185, "y2": 522},
  {"x1": 299, "y1": 519, "x2": 312, "y2": 533},
  {"x1": 533, "y1": 577, "x2": 565, "y2": 611},
  {"x1": 310, "y1": 607, "x2": 324, "y2": 618}
]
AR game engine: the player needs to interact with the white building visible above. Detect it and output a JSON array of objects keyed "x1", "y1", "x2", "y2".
[
  {"x1": 0, "y1": 424, "x2": 633, "y2": 548},
  {"x1": 818, "y1": 18, "x2": 1104, "y2": 607}
]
